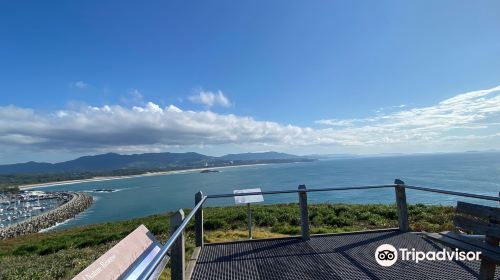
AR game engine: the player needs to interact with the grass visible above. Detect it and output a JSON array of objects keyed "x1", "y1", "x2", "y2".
[
  {"x1": 205, "y1": 229, "x2": 287, "y2": 243},
  {"x1": 0, "y1": 203, "x2": 455, "y2": 279}
]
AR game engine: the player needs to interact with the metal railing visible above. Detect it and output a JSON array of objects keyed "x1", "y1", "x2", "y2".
[
  {"x1": 205, "y1": 184, "x2": 396, "y2": 198},
  {"x1": 138, "y1": 179, "x2": 500, "y2": 280},
  {"x1": 404, "y1": 185, "x2": 500, "y2": 202},
  {"x1": 138, "y1": 196, "x2": 207, "y2": 280}
]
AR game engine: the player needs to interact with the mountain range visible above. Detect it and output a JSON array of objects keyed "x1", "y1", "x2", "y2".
[{"x1": 0, "y1": 152, "x2": 311, "y2": 174}]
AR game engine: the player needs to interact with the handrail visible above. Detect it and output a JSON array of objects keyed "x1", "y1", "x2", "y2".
[
  {"x1": 405, "y1": 185, "x2": 500, "y2": 202},
  {"x1": 138, "y1": 195, "x2": 207, "y2": 280},
  {"x1": 305, "y1": 185, "x2": 395, "y2": 192},
  {"x1": 207, "y1": 184, "x2": 500, "y2": 202},
  {"x1": 206, "y1": 184, "x2": 395, "y2": 198},
  {"x1": 206, "y1": 189, "x2": 299, "y2": 198}
]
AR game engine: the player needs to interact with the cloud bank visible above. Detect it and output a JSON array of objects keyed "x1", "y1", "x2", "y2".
[{"x1": 0, "y1": 86, "x2": 499, "y2": 156}]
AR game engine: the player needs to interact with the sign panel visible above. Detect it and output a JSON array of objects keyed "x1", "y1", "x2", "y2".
[
  {"x1": 233, "y1": 188, "x2": 264, "y2": 204},
  {"x1": 73, "y1": 225, "x2": 164, "y2": 280}
]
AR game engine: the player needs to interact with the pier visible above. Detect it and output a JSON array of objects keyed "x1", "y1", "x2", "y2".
[{"x1": 137, "y1": 180, "x2": 500, "y2": 280}]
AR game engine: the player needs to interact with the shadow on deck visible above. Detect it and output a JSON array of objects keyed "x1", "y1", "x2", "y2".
[{"x1": 191, "y1": 229, "x2": 499, "y2": 280}]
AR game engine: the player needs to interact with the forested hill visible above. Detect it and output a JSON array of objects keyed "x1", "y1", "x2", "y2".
[
  {"x1": 0, "y1": 151, "x2": 311, "y2": 174},
  {"x1": 0, "y1": 152, "x2": 314, "y2": 190}
]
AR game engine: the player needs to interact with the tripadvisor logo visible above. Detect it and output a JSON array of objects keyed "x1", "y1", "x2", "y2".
[
  {"x1": 375, "y1": 243, "x2": 481, "y2": 267},
  {"x1": 375, "y1": 244, "x2": 398, "y2": 267}
]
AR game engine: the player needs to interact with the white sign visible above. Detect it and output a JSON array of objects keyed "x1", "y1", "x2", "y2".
[
  {"x1": 233, "y1": 188, "x2": 264, "y2": 204},
  {"x1": 73, "y1": 225, "x2": 165, "y2": 280}
]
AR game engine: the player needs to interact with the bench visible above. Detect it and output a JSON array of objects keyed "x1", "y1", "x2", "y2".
[{"x1": 423, "y1": 201, "x2": 500, "y2": 280}]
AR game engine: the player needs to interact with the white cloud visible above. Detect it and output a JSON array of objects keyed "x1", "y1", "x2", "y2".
[
  {"x1": 0, "y1": 102, "x2": 311, "y2": 151},
  {"x1": 71, "y1": 81, "x2": 88, "y2": 89},
  {"x1": 315, "y1": 119, "x2": 358, "y2": 126},
  {"x1": 0, "y1": 85, "x2": 499, "y2": 157},
  {"x1": 314, "y1": 85, "x2": 500, "y2": 147},
  {"x1": 121, "y1": 89, "x2": 144, "y2": 105},
  {"x1": 129, "y1": 89, "x2": 143, "y2": 100},
  {"x1": 189, "y1": 90, "x2": 231, "y2": 108}
]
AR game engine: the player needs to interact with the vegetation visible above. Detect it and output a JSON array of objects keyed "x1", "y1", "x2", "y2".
[
  {"x1": 0, "y1": 203, "x2": 455, "y2": 280},
  {"x1": 0, "y1": 185, "x2": 19, "y2": 193},
  {"x1": 0, "y1": 169, "x2": 159, "y2": 191}
]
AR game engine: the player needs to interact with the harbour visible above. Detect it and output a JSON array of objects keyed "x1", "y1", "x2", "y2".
[
  {"x1": 0, "y1": 191, "x2": 69, "y2": 228},
  {"x1": 0, "y1": 192, "x2": 93, "y2": 239}
]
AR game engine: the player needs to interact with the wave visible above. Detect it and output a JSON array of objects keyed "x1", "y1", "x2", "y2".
[{"x1": 38, "y1": 218, "x2": 74, "y2": 232}]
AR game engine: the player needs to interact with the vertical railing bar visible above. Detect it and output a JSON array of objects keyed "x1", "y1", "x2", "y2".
[
  {"x1": 195, "y1": 191, "x2": 204, "y2": 247},
  {"x1": 298, "y1": 184, "x2": 310, "y2": 241},
  {"x1": 170, "y1": 209, "x2": 185, "y2": 280},
  {"x1": 395, "y1": 179, "x2": 409, "y2": 232}
]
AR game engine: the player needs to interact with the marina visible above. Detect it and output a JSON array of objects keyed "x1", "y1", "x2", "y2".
[
  {"x1": 0, "y1": 191, "x2": 69, "y2": 228},
  {"x1": 0, "y1": 192, "x2": 93, "y2": 239}
]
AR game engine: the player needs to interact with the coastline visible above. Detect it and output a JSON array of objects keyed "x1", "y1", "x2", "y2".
[{"x1": 18, "y1": 163, "x2": 272, "y2": 190}]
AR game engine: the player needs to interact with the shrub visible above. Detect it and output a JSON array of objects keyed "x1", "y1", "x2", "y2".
[{"x1": 203, "y1": 219, "x2": 227, "y2": 230}]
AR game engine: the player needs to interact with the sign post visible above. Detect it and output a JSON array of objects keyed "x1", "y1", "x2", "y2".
[
  {"x1": 233, "y1": 188, "x2": 264, "y2": 240},
  {"x1": 247, "y1": 203, "x2": 252, "y2": 239}
]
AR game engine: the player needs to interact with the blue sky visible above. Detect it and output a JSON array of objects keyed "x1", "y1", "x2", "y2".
[{"x1": 1, "y1": 1, "x2": 500, "y2": 164}]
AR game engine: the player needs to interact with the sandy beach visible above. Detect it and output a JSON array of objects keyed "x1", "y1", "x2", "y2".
[{"x1": 18, "y1": 163, "x2": 270, "y2": 190}]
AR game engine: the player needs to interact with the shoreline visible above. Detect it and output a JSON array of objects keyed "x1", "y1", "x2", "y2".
[{"x1": 18, "y1": 163, "x2": 272, "y2": 190}]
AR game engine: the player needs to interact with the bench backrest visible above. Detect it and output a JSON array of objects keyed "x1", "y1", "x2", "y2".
[{"x1": 454, "y1": 201, "x2": 500, "y2": 239}]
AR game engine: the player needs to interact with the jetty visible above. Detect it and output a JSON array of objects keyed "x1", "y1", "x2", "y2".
[{"x1": 137, "y1": 180, "x2": 500, "y2": 279}]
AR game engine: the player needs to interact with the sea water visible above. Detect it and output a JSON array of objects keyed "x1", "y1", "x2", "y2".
[{"x1": 33, "y1": 152, "x2": 500, "y2": 230}]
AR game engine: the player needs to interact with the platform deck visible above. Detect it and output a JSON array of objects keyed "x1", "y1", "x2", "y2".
[{"x1": 191, "y1": 229, "x2": 499, "y2": 280}]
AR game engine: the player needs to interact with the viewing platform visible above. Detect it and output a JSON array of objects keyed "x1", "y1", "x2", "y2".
[
  {"x1": 191, "y1": 229, "x2": 494, "y2": 279},
  {"x1": 135, "y1": 180, "x2": 500, "y2": 280}
]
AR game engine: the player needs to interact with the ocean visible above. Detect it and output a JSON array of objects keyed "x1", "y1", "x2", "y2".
[{"x1": 33, "y1": 152, "x2": 500, "y2": 230}]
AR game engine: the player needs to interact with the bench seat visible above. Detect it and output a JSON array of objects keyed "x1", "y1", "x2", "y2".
[
  {"x1": 423, "y1": 201, "x2": 500, "y2": 280},
  {"x1": 423, "y1": 231, "x2": 500, "y2": 264}
]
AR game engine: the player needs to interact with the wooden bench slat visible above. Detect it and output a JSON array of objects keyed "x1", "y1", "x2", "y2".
[
  {"x1": 438, "y1": 231, "x2": 500, "y2": 255},
  {"x1": 423, "y1": 232, "x2": 500, "y2": 264},
  {"x1": 454, "y1": 216, "x2": 500, "y2": 239},
  {"x1": 456, "y1": 201, "x2": 500, "y2": 222}
]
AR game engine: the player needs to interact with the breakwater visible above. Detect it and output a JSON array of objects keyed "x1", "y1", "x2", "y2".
[{"x1": 0, "y1": 192, "x2": 93, "y2": 239}]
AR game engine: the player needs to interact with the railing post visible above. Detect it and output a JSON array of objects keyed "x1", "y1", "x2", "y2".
[
  {"x1": 195, "y1": 191, "x2": 204, "y2": 247},
  {"x1": 298, "y1": 184, "x2": 310, "y2": 241},
  {"x1": 394, "y1": 179, "x2": 409, "y2": 232},
  {"x1": 247, "y1": 203, "x2": 252, "y2": 239},
  {"x1": 170, "y1": 209, "x2": 185, "y2": 280}
]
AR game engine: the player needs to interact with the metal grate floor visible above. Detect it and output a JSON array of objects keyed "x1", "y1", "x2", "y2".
[{"x1": 191, "y1": 229, "x2": 500, "y2": 280}]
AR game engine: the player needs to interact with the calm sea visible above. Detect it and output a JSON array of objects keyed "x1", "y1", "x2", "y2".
[{"x1": 34, "y1": 152, "x2": 500, "y2": 230}]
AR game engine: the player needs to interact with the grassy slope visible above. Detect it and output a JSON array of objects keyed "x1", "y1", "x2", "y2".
[{"x1": 0, "y1": 203, "x2": 455, "y2": 280}]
